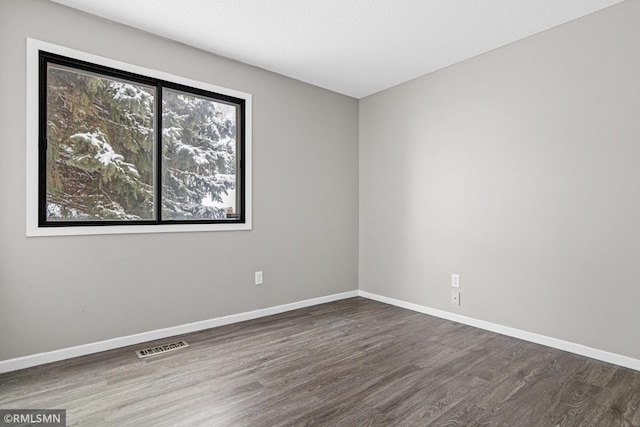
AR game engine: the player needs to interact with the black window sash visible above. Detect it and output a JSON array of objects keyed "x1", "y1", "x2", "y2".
[{"x1": 39, "y1": 50, "x2": 246, "y2": 227}]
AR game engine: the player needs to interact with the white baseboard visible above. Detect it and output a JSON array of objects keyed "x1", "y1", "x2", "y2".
[
  {"x1": 358, "y1": 290, "x2": 640, "y2": 372},
  {"x1": 0, "y1": 290, "x2": 358, "y2": 374},
  {"x1": 3, "y1": 289, "x2": 638, "y2": 374}
]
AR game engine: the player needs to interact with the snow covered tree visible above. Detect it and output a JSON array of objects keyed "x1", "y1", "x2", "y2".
[
  {"x1": 44, "y1": 62, "x2": 238, "y2": 222},
  {"x1": 46, "y1": 65, "x2": 154, "y2": 220},
  {"x1": 161, "y1": 89, "x2": 237, "y2": 220}
]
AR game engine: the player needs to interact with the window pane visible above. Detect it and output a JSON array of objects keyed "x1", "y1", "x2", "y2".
[
  {"x1": 161, "y1": 88, "x2": 239, "y2": 221},
  {"x1": 46, "y1": 64, "x2": 155, "y2": 221}
]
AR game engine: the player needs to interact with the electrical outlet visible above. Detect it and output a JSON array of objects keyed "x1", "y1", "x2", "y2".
[
  {"x1": 451, "y1": 274, "x2": 460, "y2": 288},
  {"x1": 451, "y1": 290, "x2": 460, "y2": 306},
  {"x1": 255, "y1": 271, "x2": 263, "y2": 286}
]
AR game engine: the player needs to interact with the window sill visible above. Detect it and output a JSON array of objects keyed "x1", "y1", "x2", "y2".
[{"x1": 27, "y1": 222, "x2": 252, "y2": 237}]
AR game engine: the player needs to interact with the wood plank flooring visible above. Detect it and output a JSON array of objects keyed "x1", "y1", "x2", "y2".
[{"x1": 1, "y1": 297, "x2": 639, "y2": 426}]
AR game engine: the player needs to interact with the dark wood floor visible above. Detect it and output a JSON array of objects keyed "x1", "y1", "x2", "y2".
[{"x1": 1, "y1": 297, "x2": 639, "y2": 426}]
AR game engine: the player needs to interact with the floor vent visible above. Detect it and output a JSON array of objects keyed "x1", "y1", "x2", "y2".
[{"x1": 135, "y1": 340, "x2": 189, "y2": 358}]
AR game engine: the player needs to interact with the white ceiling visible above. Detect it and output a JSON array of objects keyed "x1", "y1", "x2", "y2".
[{"x1": 50, "y1": 0, "x2": 624, "y2": 99}]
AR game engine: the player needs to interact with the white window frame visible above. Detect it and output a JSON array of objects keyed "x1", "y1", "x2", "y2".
[{"x1": 26, "y1": 39, "x2": 252, "y2": 237}]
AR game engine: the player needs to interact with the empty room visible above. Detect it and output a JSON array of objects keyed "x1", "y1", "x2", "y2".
[{"x1": 1, "y1": 0, "x2": 639, "y2": 425}]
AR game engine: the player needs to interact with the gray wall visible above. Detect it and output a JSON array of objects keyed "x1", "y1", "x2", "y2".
[
  {"x1": 0, "y1": 0, "x2": 359, "y2": 361},
  {"x1": 360, "y1": 1, "x2": 640, "y2": 360}
]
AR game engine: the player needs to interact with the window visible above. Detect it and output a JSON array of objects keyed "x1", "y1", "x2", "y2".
[{"x1": 27, "y1": 40, "x2": 252, "y2": 236}]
